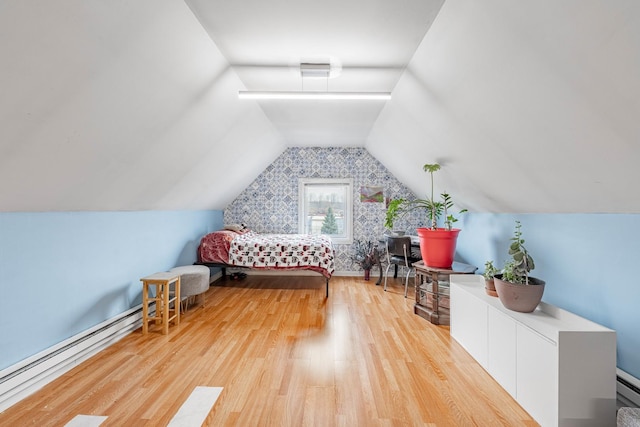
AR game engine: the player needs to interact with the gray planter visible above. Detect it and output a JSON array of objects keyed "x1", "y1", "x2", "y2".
[{"x1": 493, "y1": 274, "x2": 545, "y2": 313}]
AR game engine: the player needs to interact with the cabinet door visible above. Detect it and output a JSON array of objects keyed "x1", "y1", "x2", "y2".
[
  {"x1": 450, "y1": 284, "x2": 488, "y2": 368},
  {"x1": 516, "y1": 324, "x2": 558, "y2": 427},
  {"x1": 487, "y1": 307, "x2": 516, "y2": 397}
]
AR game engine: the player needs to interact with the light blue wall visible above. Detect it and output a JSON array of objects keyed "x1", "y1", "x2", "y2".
[
  {"x1": 455, "y1": 213, "x2": 640, "y2": 379},
  {"x1": 0, "y1": 210, "x2": 222, "y2": 371}
]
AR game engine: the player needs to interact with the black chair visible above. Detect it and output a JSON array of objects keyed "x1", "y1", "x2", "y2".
[{"x1": 384, "y1": 236, "x2": 421, "y2": 297}]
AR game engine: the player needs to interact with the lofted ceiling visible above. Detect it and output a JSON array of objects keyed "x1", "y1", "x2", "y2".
[
  {"x1": 0, "y1": 1, "x2": 639, "y2": 213},
  {"x1": 185, "y1": 0, "x2": 444, "y2": 146}
]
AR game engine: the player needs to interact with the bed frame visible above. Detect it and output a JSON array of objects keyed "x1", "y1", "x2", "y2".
[{"x1": 195, "y1": 262, "x2": 330, "y2": 298}]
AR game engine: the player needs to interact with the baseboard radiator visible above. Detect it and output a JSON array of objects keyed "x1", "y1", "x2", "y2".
[
  {"x1": 618, "y1": 369, "x2": 640, "y2": 407},
  {"x1": 0, "y1": 273, "x2": 222, "y2": 414},
  {"x1": 0, "y1": 304, "x2": 146, "y2": 413}
]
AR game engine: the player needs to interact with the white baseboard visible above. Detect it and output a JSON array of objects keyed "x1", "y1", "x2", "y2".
[
  {"x1": 0, "y1": 305, "x2": 144, "y2": 414},
  {"x1": 618, "y1": 368, "x2": 640, "y2": 407}
]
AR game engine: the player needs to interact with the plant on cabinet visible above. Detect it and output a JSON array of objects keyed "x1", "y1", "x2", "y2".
[
  {"x1": 483, "y1": 260, "x2": 499, "y2": 297},
  {"x1": 493, "y1": 221, "x2": 545, "y2": 312},
  {"x1": 384, "y1": 163, "x2": 466, "y2": 268}
]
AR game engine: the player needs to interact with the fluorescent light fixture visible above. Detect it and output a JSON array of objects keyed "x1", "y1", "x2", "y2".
[
  {"x1": 238, "y1": 62, "x2": 391, "y2": 100},
  {"x1": 238, "y1": 91, "x2": 391, "y2": 100}
]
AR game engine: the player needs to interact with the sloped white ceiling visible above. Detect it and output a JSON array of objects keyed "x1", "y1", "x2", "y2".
[
  {"x1": 1, "y1": 0, "x2": 639, "y2": 213},
  {"x1": 368, "y1": 0, "x2": 640, "y2": 213},
  {"x1": 0, "y1": 0, "x2": 284, "y2": 211}
]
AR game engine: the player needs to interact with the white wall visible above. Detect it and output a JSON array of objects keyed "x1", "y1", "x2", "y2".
[
  {"x1": 368, "y1": 0, "x2": 640, "y2": 214},
  {"x1": 0, "y1": 0, "x2": 284, "y2": 212}
]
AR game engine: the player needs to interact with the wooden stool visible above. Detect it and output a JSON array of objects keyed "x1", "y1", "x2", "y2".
[{"x1": 140, "y1": 272, "x2": 181, "y2": 335}]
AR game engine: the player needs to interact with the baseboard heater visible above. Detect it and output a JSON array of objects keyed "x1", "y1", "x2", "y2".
[
  {"x1": 618, "y1": 369, "x2": 640, "y2": 407},
  {"x1": 0, "y1": 304, "x2": 147, "y2": 413}
]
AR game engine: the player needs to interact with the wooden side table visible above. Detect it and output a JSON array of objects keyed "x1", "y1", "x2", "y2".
[
  {"x1": 141, "y1": 272, "x2": 181, "y2": 335},
  {"x1": 413, "y1": 261, "x2": 476, "y2": 325}
]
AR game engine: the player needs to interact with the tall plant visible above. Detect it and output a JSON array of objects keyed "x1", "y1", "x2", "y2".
[
  {"x1": 384, "y1": 163, "x2": 466, "y2": 230},
  {"x1": 501, "y1": 221, "x2": 535, "y2": 284},
  {"x1": 423, "y1": 163, "x2": 441, "y2": 229}
]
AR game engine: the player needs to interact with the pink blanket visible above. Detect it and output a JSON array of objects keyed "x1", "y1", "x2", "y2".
[{"x1": 198, "y1": 229, "x2": 241, "y2": 264}]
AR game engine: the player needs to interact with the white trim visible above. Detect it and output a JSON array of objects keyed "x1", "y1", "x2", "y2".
[
  {"x1": 298, "y1": 178, "x2": 353, "y2": 244},
  {"x1": 617, "y1": 368, "x2": 640, "y2": 407},
  {"x1": 333, "y1": 271, "x2": 369, "y2": 277}
]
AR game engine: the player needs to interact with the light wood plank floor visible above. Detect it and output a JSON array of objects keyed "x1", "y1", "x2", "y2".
[{"x1": 0, "y1": 275, "x2": 538, "y2": 426}]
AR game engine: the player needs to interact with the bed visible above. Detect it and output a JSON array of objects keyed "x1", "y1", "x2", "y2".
[{"x1": 197, "y1": 229, "x2": 335, "y2": 297}]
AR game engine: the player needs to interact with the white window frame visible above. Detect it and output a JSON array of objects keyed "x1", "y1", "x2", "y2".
[{"x1": 298, "y1": 178, "x2": 353, "y2": 244}]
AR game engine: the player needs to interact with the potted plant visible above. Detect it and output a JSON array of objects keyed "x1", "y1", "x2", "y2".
[
  {"x1": 350, "y1": 240, "x2": 380, "y2": 281},
  {"x1": 493, "y1": 221, "x2": 545, "y2": 312},
  {"x1": 483, "y1": 260, "x2": 499, "y2": 297},
  {"x1": 384, "y1": 163, "x2": 466, "y2": 268}
]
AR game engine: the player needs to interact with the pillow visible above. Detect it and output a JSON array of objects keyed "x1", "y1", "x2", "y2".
[{"x1": 224, "y1": 223, "x2": 245, "y2": 232}]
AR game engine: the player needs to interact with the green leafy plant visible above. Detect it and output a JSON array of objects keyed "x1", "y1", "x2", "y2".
[
  {"x1": 441, "y1": 192, "x2": 467, "y2": 230},
  {"x1": 501, "y1": 221, "x2": 535, "y2": 284},
  {"x1": 350, "y1": 240, "x2": 380, "y2": 271},
  {"x1": 483, "y1": 260, "x2": 498, "y2": 281},
  {"x1": 423, "y1": 163, "x2": 441, "y2": 229},
  {"x1": 384, "y1": 163, "x2": 466, "y2": 230}
]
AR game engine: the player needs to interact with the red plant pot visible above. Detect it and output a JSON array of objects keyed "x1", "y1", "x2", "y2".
[{"x1": 416, "y1": 227, "x2": 460, "y2": 269}]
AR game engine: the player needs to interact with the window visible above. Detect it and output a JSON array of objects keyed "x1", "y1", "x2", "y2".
[{"x1": 298, "y1": 178, "x2": 353, "y2": 244}]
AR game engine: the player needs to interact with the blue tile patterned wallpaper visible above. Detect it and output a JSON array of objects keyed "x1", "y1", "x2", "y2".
[{"x1": 224, "y1": 147, "x2": 420, "y2": 271}]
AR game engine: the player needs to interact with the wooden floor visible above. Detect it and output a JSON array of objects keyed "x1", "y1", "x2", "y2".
[{"x1": 0, "y1": 275, "x2": 538, "y2": 426}]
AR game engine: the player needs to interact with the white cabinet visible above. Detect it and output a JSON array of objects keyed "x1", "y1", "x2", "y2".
[
  {"x1": 450, "y1": 281, "x2": 488, "y2": 368},
  {"x1": 450, "y1": 275, "x2": 616, "y2": 427},
  {"x1": 487, "y1": 307, "x2": 517, "y2": 397},
  {"x1": 516, "y1": 323, "x2": 558, "y2": 426}
]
